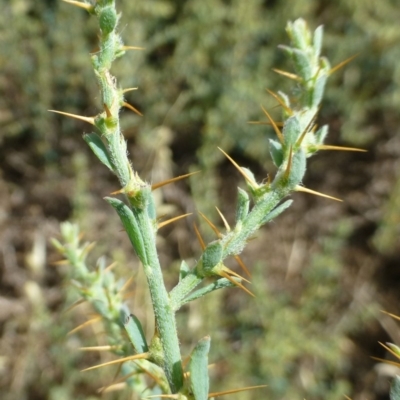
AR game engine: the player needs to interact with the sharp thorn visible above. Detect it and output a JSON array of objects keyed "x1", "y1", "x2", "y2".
[
  {"x1": 81, "y1": 352, "x2": 150, "y2": 372},
  {"x1": 272, "y1": 68, "x2": 302, "y2": 81},
  {"x1": 118, "y1": 276, "x2": 134, "y2": 294},
  {"x1": 99, "y1": 382, "x2": 126, "y2": 393},
  {"x1": 284, "y1": 146, "x2": 293, "y2": 181},
  {"x1": 329, "y1": 53, "x2": 360, "y2": 76},
  {"x1": 135, "y1": 363, "x2": 166, "y2": 387},
  {"x1": 62, "y1": 0, "x2": 93, "y2": 11},
  {"x1": 370, "y1": 356, "x2": 400, "y2": 368},
  {"x1": 314, "y1": 145, "x2": 367, "y2": 152},
  {"x1": 48, "y1": 110, "x2": 95, "y2": 125},
  {"x1": 248, "y1": 120, "x2": 284, "y2": 127},
  {"x1": 234, "y1": 255, "x2": 251, "y2": 278},
  {"x1": 198, "y1": 211, "x2": 222, "y2": 238},
  {"x1": 152, "y1": 171, "x2": 201, "y2": 190},
  {"x1": 215, "y1": 207, "x2": 231, "y2": 232},
  {"x1": 208, "y1": 385, "x2": 267, "y2": 398},
  {"x1": 381, "y1": 310, "x2": 400, "y2": 322},
  {"x1": 296, "y1": 108, "x2": 320, "y2": 147},
  {"x1": 378, "y1": 342, "x2": 400, "y2": 360},
  {"x1": 122, "y1": 87, "x2": 138, "y2": 94},
  {"x1": 193, "y1": 223, "x2": 206, "y2": 250},
  {"x1": 77, "y1": 231, "x2": 85, "y2": 242},
  {"x1": 220, "y1": 271, "x2": 255, "y2": 297},
  {"x1": 104, "y1": 262, "x2": 118, "y2": 274},
  {"x1": 110, "y1": 188, "x2": 124, "y2": 195},
  {"x1": 121, "y1": 46, "x2": 145, "y2": 51},
  {"x1": 221, "y1": 265, "x2": 251, "y2": 284},
  {"x1": 51, "y1": 259, "x2": 70, "y2": 266},
  {"x1": 79, "y1": 345, "x2": 119, "y2": 352},
  {"x1": 103, "y1": 103, "x2": 112, "y2": 118},
  {"x1": 266, "y1": 89, "x2": 292, "y2": 115},
  {"x1": 122, "y1": 101, "x2": 143, "y2": 117},
  {"x1": 68, "y1": 316, "x2": 102, "y2": 335},
  {"x1": 218, "y1": 148, "x2": 258, "y2": 189},
  {"x1": 81, "y1": 241, "x2": 96, "y2": 258},
  {"x1": 122, "y1": 290, "x2": 136, "y2": 300},
  {"x1": 260, "y1": 105, "x2": 284, "y2": 144},
  {"x1": 62, "y1": 298, "x2": 85, "y2": 314},
  {"x1": 294, "y1": 185, "x2": 343, "y2": 202},
  {"x1": 97, "y1": 370, "x2": 140, "y2": 393},
  {"x1": 158, "y1": 213, "x2": 192, "y2": 229}
]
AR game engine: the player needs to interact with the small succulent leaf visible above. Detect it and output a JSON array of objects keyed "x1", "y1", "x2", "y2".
[
  {"x1": 269, "y1": 139, "x2": 284, "y2": 167},
  {"x1": 202, "y1": 241, "x2": 223, "y2": 273},
  {"x1": 315, "y1": 125, "x2": 329, "y2": 145},
  {"x1": 260, "y1": 199, "x2": 293, "y2": 225},
  {"x1": 181, "y1": 278, "x2": 236, "y2": 306},
  {"x1": 146, "y1": 193, "x2": 157, "y2": 221},
  {"x1": 189, "y1": 336, "x2": 210, "y2": 400},
  {"x1": 313, "y1": 25, "x2": 323, "y2": 58},
  {"x1": 292, "y1": 48, "x2": 313, "y2": 81},
  {"x1": 288, "y1": 18, "x2": 311, "y2": 51},
  {"x1": 51, "y1": 238, "x2": 65, "y2": 252},
  {"x1": 179, "y1": 260, "x2": 190, "y2": 281},
  {"x1": 83, "y1": 133, "x2": 115, "y2": 171},
  {"x1": 235, "y1": 187, "x2": 250, "y2": 224},
  {"x1": 241, "y1": 167, "x2": 257, "y2": 185},
  {"x1": 104, "y1": 197, "x2": 147, "y2": 264},
  {"x1": 123, "y1": 312, "x2": 149, "y2": 353},
  {"x1": 282, "y1": 115, "x2": 301, "y2": 146},
  {"x1": 387, "y1": 343, "x2": 400, "y2": 358},
  {"x1": 311, "y1": 74, "x2": 328, "y2": 108},
  {"x1": 277, "y1": 44, "x2": 293, "y2": 58},
  {"x1": 390, "y1": 376, "x2": 400, "y2": 400},
  {"x1": 287, "y1": 149, "x2": 307, "y2": 189},
  {"x1": 98, "y1": 5, "x2": 118, "y2": 35}
]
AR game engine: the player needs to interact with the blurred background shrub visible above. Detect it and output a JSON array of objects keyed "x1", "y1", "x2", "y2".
[{"x1": 1, "y1": 0, "x2": 400, "y2": 399}]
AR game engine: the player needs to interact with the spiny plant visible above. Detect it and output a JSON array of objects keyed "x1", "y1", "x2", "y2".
[{"x1": 51, "y1": 0, "x2": 364, "y2": 398}]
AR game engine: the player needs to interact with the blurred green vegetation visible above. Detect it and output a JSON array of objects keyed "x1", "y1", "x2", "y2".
[{"x1": 1, "y1": 0, "x2": 400, "y2": 399}]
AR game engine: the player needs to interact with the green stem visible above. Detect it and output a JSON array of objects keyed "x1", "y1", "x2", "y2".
[
  {"x1": 133, "y1": 207, "x2": 184, "y2": 392},
  {"x1": 106, "y1": 196, "x2": 183, "y2": 392}
]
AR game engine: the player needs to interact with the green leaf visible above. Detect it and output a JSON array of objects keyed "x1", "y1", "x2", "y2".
[
  {"x1": 287, "y1": 149, "x2": 307, "y2": 189},
  {"x1": 311, "y1": 74, "x2": 328, "y2": 108},
  {"x1": 313, "y1": 25, "x2": 323, "y2": 58},
  {"x1": 288, "y1": 19, "x2": 311, "y2": 51},
  {"x1": 269, "y1": 139, "x2": 283, "y2": 167},
  {"x1": 282, "y1": 115, "x2": 301, "y2": 146},
  {"x1": 179, "y1": 260, "x2": 190, "y2": 281},
  {"x1": 181, "y1": 278, "x2": 236, "y2": 306},
  {"x1": 104, "y1": 197, "x2": 147, "y2": 264},
  {"x1": 235, "y1": 187, "x2": 250, "y2": 224},
  {"x1": 315, "y1": 125, "x2": 329, "y2": 145},
  {"x1": 189, "y1": 336, "x2": 210, "y2": 400},
  {"x1": 123, "y1": 313, "x2": 149, "y2": 353},
  {"x1": 292, "y1": 48, "x2": 313, "y2": 81},
  {"x1": 202, "y1": 241, "x2": 223, "y2": 273},
  {"x1": 260, "y1": 199, "x2": 293, "y2": 225},
  {"x1": 83, "y1": 133, "x2": 115, "y2": 171}
]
